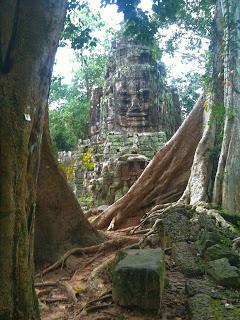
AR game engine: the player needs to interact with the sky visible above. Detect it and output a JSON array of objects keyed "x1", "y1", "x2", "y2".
[{"x1": 53, "y1": 0, "x2": 208, "y2": 84}]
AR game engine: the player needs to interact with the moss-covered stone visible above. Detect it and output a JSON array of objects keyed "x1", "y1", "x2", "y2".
[
  {"x1": 186, "y1": 279, "x2": 218, "y2": 298},
  {"x1": 186, "y1": 278, "x2": 240, "y2": 301},
  {"x1": 206, "y1": 258, "x2": 240, "y2": 288},
  {"x1": 188, "y1": 294, "x2": 214, "y2": 320},
  {"x1": 112, "y1": 248, "x2": 165, "y2": 311},
  {"x1": 198, "y1": 229, "x2": 221, "y2": 255},
  {"x1": 173, "y1": 242, "x2": 204, "y2": 276},
  {"x1": 204, "y1": 244, "x2": 239, "y2": 266},
  {"x1": 211, "y1": 298, "x2": 240, "y2": 320},
  {"x1": 161, "y1": 211, "x2": 196, "y2": 243}
]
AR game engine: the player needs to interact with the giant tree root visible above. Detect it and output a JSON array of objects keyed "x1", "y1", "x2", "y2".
[
  {"x1": 137, "y1": 200, "x2": 236, "y2": 247},
  {"x1": 94, "y1": 96, "x2": 205, "y2": 230},
  {"x1": 130, "y1": 202, "x2": 190, "y2": 234},
  {"x1": 37, "y1": 237, "x2": 138, "y2": 277},
  {"x1": 35, "y1": 113, "x2": 103, "y2": 268}
]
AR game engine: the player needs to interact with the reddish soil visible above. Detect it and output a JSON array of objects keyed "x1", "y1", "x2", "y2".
[{"x1": 36, "y1": 231, "x2": 188, "y2": 320}]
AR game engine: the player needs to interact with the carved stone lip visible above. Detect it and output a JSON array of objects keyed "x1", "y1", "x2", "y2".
[{"x1": 126, "y1": 112, "x2": 148, "y2": 117}]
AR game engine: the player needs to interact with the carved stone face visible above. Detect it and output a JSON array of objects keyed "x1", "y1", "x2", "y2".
[
  {"x1": 94, "y1": 37, "x2": 176, "y2": 134},
  {"x1": 114, "y1": 69, "x2": 159, "y2": 132}
]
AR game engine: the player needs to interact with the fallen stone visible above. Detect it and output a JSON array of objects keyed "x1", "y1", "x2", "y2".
[
  {"x1": 211, "y1": 298, "x2": 240, "y2": 319},
  {"x1": 198, "y1": 229, "x2": 221, "y2": 255},
  {"x1": 204, "y1": 244, "x2": 239, "y2": 266},
  {"x1": 206, "y1": 258, "x2": 240, "y2": 288},
  {"x1": 162, "y1": 211, "x2": 197, "y2": 243},
  {"x1": 188, "y1": 294, "x2": 215, "y2": 320},
  {"x1": 185, "y1": 279, "x2": 218, "y2": 298},
  {"x1": 112, "y1": 248, "x2": 165, "y2": 311},
  {"x1": 173, "y1": 242, "x2": 204, "y2": 276}
]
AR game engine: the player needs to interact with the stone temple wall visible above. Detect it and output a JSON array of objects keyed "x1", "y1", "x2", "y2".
[{"x1": 59, "y1": 36, "x2": 182, "y2": 209}]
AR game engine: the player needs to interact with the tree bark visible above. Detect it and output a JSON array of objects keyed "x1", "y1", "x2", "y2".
[
  {"x1": 35, "y1": 115, "x2": 103, "y2": 268},
  {"x1": 213, "y1": 0, "x2": 240, "y2": 213},
  {"x1": 95, "y1": 96, "x2": 205, "y2": 230},
  {"x1": 181, "y1": 0, "x2": 224, "y2": 205},
  {"x1": 0, "y1": 1, "x2": 66, "y2": 318}
]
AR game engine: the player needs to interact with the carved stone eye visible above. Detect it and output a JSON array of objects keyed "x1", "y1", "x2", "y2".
[
  {"x1": 120, "y1": 99, "x2": 130, "y2": 106},
  {"x1": 118, "y1": 102, "x2": 128, "y2": 114},
  {"x1": 120, "y1": 91, "x2": 129, "y2": 98},
  {"x1": 142, "y1": 90, "x2": 150, "y2": 102}
]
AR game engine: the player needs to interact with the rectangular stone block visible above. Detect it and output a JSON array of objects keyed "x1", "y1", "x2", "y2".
[{"x1": 112, "y1": 248, "x2": 165, "y2": 311}]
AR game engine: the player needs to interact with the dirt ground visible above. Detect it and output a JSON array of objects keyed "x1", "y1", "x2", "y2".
[{"x1": 36, "y1": 230, "x2": 189, "y2": 320}]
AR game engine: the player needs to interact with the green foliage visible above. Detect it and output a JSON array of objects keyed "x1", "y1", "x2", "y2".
[
  {"x1": 62, "y1": 6, "x2": 107, "y2": 51},
  {"x1": 49, "y1": 51, "x2": 108, "y2": 152},
  {"x1": 211, "y1": 298, "x2": 240, "y2": 320},
  {"x1": 101, "y1": 0, "x2": 216, "y2": 48},
  {"x1": 49, "y1": 53, "x2": 108, "y2": 151},
  {"x1": 101, "y1": 0, "x2": 159, "y2": 46},
  {"x1": 210, "y1": 103, "x2": 225, "y2": 125},
  {"x1": 79, "y1": 194, "x2": 94, "y2": 209},
  {"x1": 48, "y1": 76, "x2": 68, "y2": 106},
  {"x1": 49, "y1": 2, "x2": 113, "y2": 151},
  {"x1": 207, "y1": 103, "x2": 225, "y2": 155},
  {"x1": 171, "y1": 72, "x2": 202, "y2": 117},
  {"x1": 63, "y1": 1, "x2": 98, "y2": 51},
  {"x1": 49, "y1": 80, "x2": 90, "y2": 151},
  {"x1": 74, "y1": 54, "x2": 108, "y2": 98}
]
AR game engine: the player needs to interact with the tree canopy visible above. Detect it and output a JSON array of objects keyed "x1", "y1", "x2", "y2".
[{"x1": 49, "y1": 4, "x2": 113, "y2": 151}]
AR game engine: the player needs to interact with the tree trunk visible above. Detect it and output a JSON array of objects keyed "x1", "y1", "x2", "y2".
[
  {"x1": 212, "y1": 0, "x2": 240, "y2": 214},
  {"x1": 181, "y1": 0, "x2": 224, "y2": 205},
  {"x1": 184, "y1": 0, "x2": 240, "y2": 212},
  {"x1": 0, "y1": 1, "x2": 66, "y2": 318},
  {"x1": 35, "y1": 114, "x2": 103, "y2": 267},
  {"x1": 95, "y1": 96, "x2": 205, "y2": 230}
]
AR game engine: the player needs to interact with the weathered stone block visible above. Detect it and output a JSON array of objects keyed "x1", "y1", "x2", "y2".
[
  {"x1": 188, "y1": 294, "x2": 214, "y2": 320},
  {"x1": 112, "y1": 248, "x2": 165, "y2": 311},
  {"x1": 173, "y1": 242, "x2": 204, "y2": 276},
  {"x1": 206, "y1": 258, "x2": 240, "y2": 288},
  {"x1": 204, "y1": 244, "x2": 239, "y2": 266},
  {"x1": 185, "y1": 279, "x2": 217, "y2": 298},
  {"x1": 162, "y1": 211, "x2": 196, "y2": 243},
  {"x1": 198, "y1": 229, "x2": 221, "y2": 254}
]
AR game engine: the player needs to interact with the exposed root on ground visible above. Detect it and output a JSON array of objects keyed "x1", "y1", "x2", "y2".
[
  {"x1": 35, "y1": 281, "x2": 58, "y2": 288},
  {"x1": 130, "y1": 202, "x2": 190, "y2": 234},
  {"x1": 40, "y1": 297, "x2": 69, "y2": 304},
  {"x1": 134, "y1": 200, "x2": 237, "y2": 247},
  {"x1": 58, "y1": 281, "x2": 78, "y2": 304},
  {"x1": 37, "y1": 236, "x2": 138, "y2": 277},
  {"x1": 80, "y1": 291, "x2": 113, "y2": 315}
]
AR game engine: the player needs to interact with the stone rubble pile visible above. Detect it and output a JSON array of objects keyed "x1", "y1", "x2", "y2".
[{"x1": 112, "y1": 205, "x2": 240, "y2": 318}]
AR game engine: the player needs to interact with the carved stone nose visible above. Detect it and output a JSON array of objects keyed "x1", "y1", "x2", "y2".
[{"x1": 130, "y1": 98, "x2": 140, "y2": 113}]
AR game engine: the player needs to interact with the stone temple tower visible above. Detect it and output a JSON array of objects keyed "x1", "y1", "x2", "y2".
[
  {"x1": 89, "y1": 37, "x2": 181, "y2": 140},
  {"x1": 63, "y1": 36, "x2": 182, "y2": 207}
]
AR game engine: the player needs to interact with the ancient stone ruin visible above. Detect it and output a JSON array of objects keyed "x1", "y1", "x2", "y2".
[
  {"x1": 111, "y1": 203, "x2": 240, "y2": 318},
  {"x1": 59, "y1": 36, "x2": 182, "y2": 208},
  {"x1": 89, "y1": 37, "x2": 181, "y2": 138}
]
